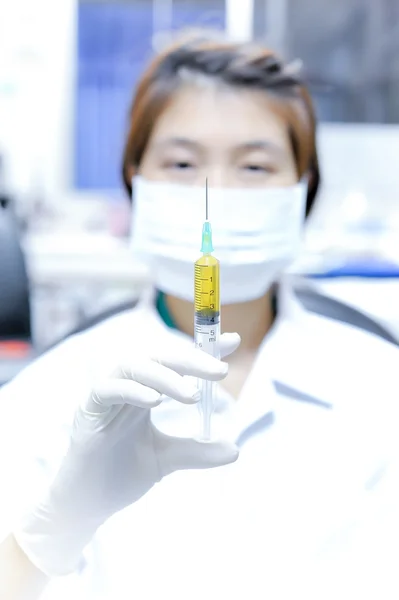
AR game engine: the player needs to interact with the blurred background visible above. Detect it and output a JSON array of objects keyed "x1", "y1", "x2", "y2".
[{"x1": 0, "y1": 0, "x2": 399, "y2": 364}]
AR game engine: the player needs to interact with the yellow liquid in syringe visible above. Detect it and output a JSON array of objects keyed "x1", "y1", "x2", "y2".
[
  {"x1": 194, "y1": 253, "x2": 220, "y2": 440},
  {"x1": 194, "y1": 254, "x2": 220, "y2": 320},
  {"x1": 194, "y1": 180, "x2": 220, "y2": 440}
]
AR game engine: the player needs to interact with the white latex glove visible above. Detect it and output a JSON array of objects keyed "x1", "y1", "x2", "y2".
[{"x1": 14, "y1": 333, "x2": 240, "y2": 578}]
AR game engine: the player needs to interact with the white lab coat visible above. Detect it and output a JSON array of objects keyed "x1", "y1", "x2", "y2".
[{"x1": 1, "y1": 279, "x2": 399, "y2": 600}]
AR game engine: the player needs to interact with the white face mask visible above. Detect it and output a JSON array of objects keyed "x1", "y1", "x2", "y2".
[{"x1": 130, "y1": 176, "x2": 307, "y2": 304}]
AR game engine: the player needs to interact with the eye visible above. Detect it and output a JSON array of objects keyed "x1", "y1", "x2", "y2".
[
  {"x1": 242, "y1": 164, "x2": 272, "y2": 173},
  {"x1": 166, "y1": 160, "x2": 195, "y2": 170},
  {"x1": 246, "y1": 165, "x2": 265, "y2": 172}
]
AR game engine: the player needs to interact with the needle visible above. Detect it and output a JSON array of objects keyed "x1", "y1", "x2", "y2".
[{"x1": 205, "y1": 177, "x2": 208, "y2": 221}]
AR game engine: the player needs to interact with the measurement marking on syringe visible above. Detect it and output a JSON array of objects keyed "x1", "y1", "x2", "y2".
[{"x1": 194, "y1": 179, "x2": 221, "y2": 441}]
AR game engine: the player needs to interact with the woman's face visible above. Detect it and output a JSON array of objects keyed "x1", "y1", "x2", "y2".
[{"x1": 138, "y1": 83, "x2": 298, "y2": 188}]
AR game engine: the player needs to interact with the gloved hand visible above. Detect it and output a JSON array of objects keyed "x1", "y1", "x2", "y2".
[{"x1": 13, "y1": 333, "x2": 240, "y2": 578}]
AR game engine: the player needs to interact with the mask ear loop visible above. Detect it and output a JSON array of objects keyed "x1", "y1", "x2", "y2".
[
  {"x1": 298, "y1": 173, "x2": 310, "y2": 193},
  {"x1": 295, "y1": 174, "x2": 311, "y2": 224},
  {"x1": 130, "y1": 174, "x2": 136, "y2": 205},
  {"x1": 299, "y1": 172, "x2": 309, "y2": 183}
]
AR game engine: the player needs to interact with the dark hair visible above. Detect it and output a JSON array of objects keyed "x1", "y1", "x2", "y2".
[{"x1": 122, "y1": 32, "x2": 320, "y2": 215}]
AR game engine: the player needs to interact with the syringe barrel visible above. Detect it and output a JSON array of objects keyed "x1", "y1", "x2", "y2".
[
  {"x1": 194, "y1": 317, "x2": 220, "y2": 440},
  {"x1": 194, "y1": 315, "x2": 220, "y2": 357},
  {"x1": 194, "y1": 253, "x2": 220, "y2": 440}
]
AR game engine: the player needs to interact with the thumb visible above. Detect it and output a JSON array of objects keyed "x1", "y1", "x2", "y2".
[{"x1": 153, "y1": 430, "x2": 239, "y2": 476}]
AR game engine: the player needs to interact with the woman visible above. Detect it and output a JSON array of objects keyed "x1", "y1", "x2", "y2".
[{"x1": 1, "y1": 31, "x2": 399, "y2": 600}]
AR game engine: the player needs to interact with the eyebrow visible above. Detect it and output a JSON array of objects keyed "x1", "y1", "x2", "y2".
[
  {"x1": 235, "y1": 141, "x2": 285, "y2": 156},
  {"x1": 156, "y1": 137, "x2": 285, "y2": 156},
  {"x1": 156, "y1": 137, "x2": 202, "y2": 151}
]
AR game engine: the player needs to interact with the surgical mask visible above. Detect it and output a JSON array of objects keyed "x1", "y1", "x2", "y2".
[{"x1": 130, "y1": 176, "x2": 307, "y2": 304}]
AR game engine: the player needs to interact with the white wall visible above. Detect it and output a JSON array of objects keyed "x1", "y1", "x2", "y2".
[
  {"x1": 318, "y1": 124, "x2": 399, "y2": 202},
  {"x1": 225, "y1": 0, "x2": 254, "y2": 42},
  {"x1": 315, "y1": 123, "x2": 399, "y2": 225},
  {"x1": 0, "y1": 0, "x2": 77, "y2": 201}
]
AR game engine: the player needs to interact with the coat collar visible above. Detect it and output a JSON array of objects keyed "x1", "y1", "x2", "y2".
[{"x1": 138, "y1": 278, "x2": 340, "y2": 415}]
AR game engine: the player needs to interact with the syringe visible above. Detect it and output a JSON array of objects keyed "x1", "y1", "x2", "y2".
[{"x1": 194, "y1": 179, "x2": 220, "y2": 441}]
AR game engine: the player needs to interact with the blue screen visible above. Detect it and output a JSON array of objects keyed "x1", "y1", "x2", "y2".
[{"x1": 75, "y1": 3, "x2": 224, "y2": 190}]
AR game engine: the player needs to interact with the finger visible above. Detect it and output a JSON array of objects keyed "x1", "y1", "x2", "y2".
[
  {"x1": 154, "y1": 430, "x2": 239, "y2": 475},
  {"x1": 116, "y1": 360, "x2": 201, "y2": 405},
  {"x1": 219, "y1": 332, "x2": 241, "y2": 359},
  {"x1": 90, "y1": 380, "x2": 162, "y2": 411},
  {"x1": 150, "y1": 346, "x2": 229, "y2": 381}
]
